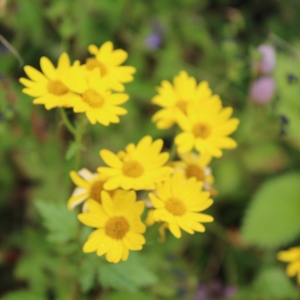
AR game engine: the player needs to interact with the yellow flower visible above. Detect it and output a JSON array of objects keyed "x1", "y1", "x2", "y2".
[
  {"x1": 64, "y1": 68, "x2": 129, "y2": 125},
  {"x1": 68, "y1": 168, "x2": 110, "y2": 210},
  {"x1": 19, "y1": 53, "x2": 81, "y2": 109},
  {"x1": 78, "y1": 191, "x2": 146, "y2": 263},
  {"x1": 152, "y1": 71, "x2": 212, "y2": 129},
  {"x1": 171, "y1": 152, "x2": 214, "y2": 191},
  {"x1": 98, "y1": 136, "x2": 173, "y2": 191},
  {"x1": 149, "y1": 171, "x2": 214, "y2": 238},
  {"x1": 175, "y1": 96, "x2": 239, "y2": 157},
  {"x1": 277, "y1": 247, "x2": 300, "y2": 283},
  {"x1": 85, "y1": 41, "x2": 136, "y2": 92}
]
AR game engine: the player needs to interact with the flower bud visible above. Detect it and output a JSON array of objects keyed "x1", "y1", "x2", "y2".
[{"x1": 257, "y1": 44, "x2": 276, "y2": 74}]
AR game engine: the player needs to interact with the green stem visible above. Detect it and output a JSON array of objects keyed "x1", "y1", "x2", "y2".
[{"x1": 59, "y1": 108, "x2": 77, "y2": 136}]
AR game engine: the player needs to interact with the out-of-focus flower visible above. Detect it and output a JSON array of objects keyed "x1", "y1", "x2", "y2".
[
  {"x1": 195, "y1": 281, "x2": 237, "y2": 300},
  {"x1": 171, "y1": 152, "x2": 214, "y2": 191},
  {"x1": 19, "y1": 53, "x2": 81, "y2": 109},
  {"x1": 85, "y1": 41, "x2": 136, "y2": 92},
  {"x1": 256, "y1": 44, "x2": 276, "y2": 74},
  {"x1": 146, "y1": 32, "x2": 162, "y2": 49},
  {"x1": 175, "y1": 98, "x2": 239, "y2": 157},
  {"x1": 68, "y1": 168, "x2": 111, "y2": 210},
  {"x1": 277, "y1": 246, "x2": 300, "y2": 283},
  {"x1": 149, "y1": 171, "x2": 214, "y2": 238},
  {"x1": 249, "y1": 76, "x2": 276, "y2": 105},
  {"x1": 98, "y1": 135, "x2": 173, "y2": 191},
  {"x1": 78, "y1": 191, "x2": 146, "y2": 263},
  {"x1": 152, "y1": 71, "x2": 212, "y2": 129}
]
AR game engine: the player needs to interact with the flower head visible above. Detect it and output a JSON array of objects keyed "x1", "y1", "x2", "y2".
[
  {"x1": 277, "y1": 247, "x2": 300, "y2": 283},
  {"x1": 256, "y1": 44, "x2": 276, "y2": 74},
  {"x1": 149, "y1": 171, "x2": 214, "y2": 238},
  {"x1": 85, "y1": 41, "x2": 136, "y2": 92},
  {"x1": 171, "y1": 152, "x2": 214, "y2": 191},
  {"x1": 250, "y1": 76, "x2": 276, "y2": 105},
  {"x1": 98, "y1": 136, "x2": 173, "y2": 190},
  {"x1": 152, "y1": 71, "x2": 212, "y2": 129},
  {"x1": 78, "y1": 191, "x2": 146, "y2": 263},
  {"x1": 64, "y1": 68, "x2": 129, "y2": 125},
  {"x1": 19, "y1": 53, "x2": 80, "y2": 109},
  {"x1": 175, "y1": 97, "x2": 239, "y2": 157},
  {"x1": 68, "y1": 168, "x2": 111, "y2": 210}
]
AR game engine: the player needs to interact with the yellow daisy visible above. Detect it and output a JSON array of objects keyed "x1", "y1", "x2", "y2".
[
  {"x1": 171, "y1": 152, "x2": 214, "y2": 191},
  {"x1": 149, "y1": 171, "x2": 214, "y2": 238},
  {"x1": 19, "y1": 53, "x2": 81, "y2": 109},
  {"x1": 152, "y1": 71, "x2": 212, "y2": 129},
  {"x1": 85, "y1": 41, "x2": 136, "y2": 92},
  {"x1": 78, "y1": 191, "x2": 146, "y2": 263},
  {"x1": 98, "y1": 135, "x2": 173, "y2": 191},
  {"x1": 68, "y1": 168, "x2": 111, "y2": 210},
  {"x1": 64, "y1": 68, "x2": 129, "y2": 125},
  {"x1": 277, "y1": 247, "x2": 300, "y2": 283},
  {"x1": 175, "y1": 96, "x2": 239, "y2": 157}
]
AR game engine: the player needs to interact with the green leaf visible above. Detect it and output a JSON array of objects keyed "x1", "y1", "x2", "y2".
[
  {"x1": 241, "y1": 173, "x2": 300, "y2": 248},
  {"x1": 98, "y1": 253, "x2": 158, "y2": 292},
  {"x1": 0, "y1": 290, "x2": 43, "y2": 300},
  {"x1": 79, "y1": 254, "x2": 98, "y2": 293},
  {"x1": 103, "y1": 291, "x2": 157, "y2": 300},
  {"x1": 35, "y1": 200, "x2": 78, "y2": 244},
  {"x1": 252, "y1": 267, "x2": 299, "y2": 299}
]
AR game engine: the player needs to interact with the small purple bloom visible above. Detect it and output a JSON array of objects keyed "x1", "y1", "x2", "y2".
[
  {"x1": 257, "y1": 44, "x2": 276, "y2": 74},
  {"x1": 250, "y1": 76, "x2": 276, "y2": 105},
  {"x1": 146, "y1": 32, "x2": 162, "y2": 50},
  {"x1": 224, "y1": 286, "x2": 237, "y2": 298}
]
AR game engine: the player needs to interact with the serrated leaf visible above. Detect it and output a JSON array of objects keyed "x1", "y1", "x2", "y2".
[
  {"x1": 241, "y1": 173, "x2": 300, "y2": 248},
  {"x1": 98, "y1": 253, "x2": 158, "y2": 292},
  {"x1": 0, "y1": 290, "x2": 42, "y2": 300},
  {"x1": 35, "y1": 200, "x2": 78, "y2": 244}
]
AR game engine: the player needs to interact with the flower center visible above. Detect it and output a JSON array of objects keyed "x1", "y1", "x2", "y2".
[
  {"x1": 105, "y1": 216, "x2": 129, "y2": 239},
  {"x1": 82, "y1": 88, "x2": 104, "y2": 108},
  {"x1": 85, "y1": 58, "x2": 108, "y2": 76},
  {"x1": 165, "y1": 197, "x2": 186, "y2": 216},
  {"x1": 89, "y1": 180, "x2": 105, "y2": 203},
  {"x1": 193, "y1": 122, "x2": 211, "y2": 139},
  {"x1": 176, "y1": 100, "x2": 188, "y2": 114},
  {"x1": 185, "y1": 164, "x2": 205, "y2": 181},
  {"x1": 47, "y1": 80, "x2": 68, "y2": 95},
  {"x1": 122, "y1": 160, "x2": 144, "y2": 178}
]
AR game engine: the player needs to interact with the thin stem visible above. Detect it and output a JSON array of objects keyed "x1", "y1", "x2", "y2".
[{"x1": 59, "y1": 108, "x2": 77, "y2": 136}]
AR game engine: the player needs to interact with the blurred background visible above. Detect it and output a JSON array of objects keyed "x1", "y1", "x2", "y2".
[{"x1": 1, "y1": 0, "x2": 300, "y2": 299}]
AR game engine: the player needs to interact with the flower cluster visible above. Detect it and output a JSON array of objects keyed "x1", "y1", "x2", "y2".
[
  {"x1": 20, "y1": 42, "x2": 239, "y2": 264},
  {"x1": 20, "y1": 42, "x2": 135, "y2": 125},
  {"x1": 152, "y1": 71, "x2": 239, "y2": 158}
]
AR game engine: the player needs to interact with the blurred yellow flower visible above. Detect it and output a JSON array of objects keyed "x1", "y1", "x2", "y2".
[
  {"x1": 86, "y1": 41, "x2": 136, "y2": 92},
  {"x1": 175, "y1": 96, "x2": 239, "y2": 157},
  {"x1": 64, "y1": 68, "x2": 129, "y2": 125},
  {"x1": 277, "y1": 247, "x2": 300, "y2": 283},
  {"x1": 67, "y1": 168, "x2": 111, "y2": 210},
  {"x1": 152, "y1": 71, "x2": 212, "y2": 129},
  {"x1": 171, "y1": 152, "x2": 214, "y2": 191},
  {"x1": 20, "y1": 53, "x2": 80, "y2": 109},
  {"x1": 98, "y1": 135, "x2": 173, "y2": 191},
  {"x1": 78, "y1": 191, "x2": 146, "y2": 263},
  {"x1": 149, "y1": 171, "x2": 214, "y2": 238}
]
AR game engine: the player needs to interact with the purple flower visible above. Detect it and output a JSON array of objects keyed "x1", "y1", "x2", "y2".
[
  {"x1": 250, "y1": 76, "x2": 276, "y2": 105},
  {"x1": 146, "y1": 32, "x2": 162, "y2": 49},
  {"x1": 257, "y1": 44, "x2": 276, "y2": 74}
]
